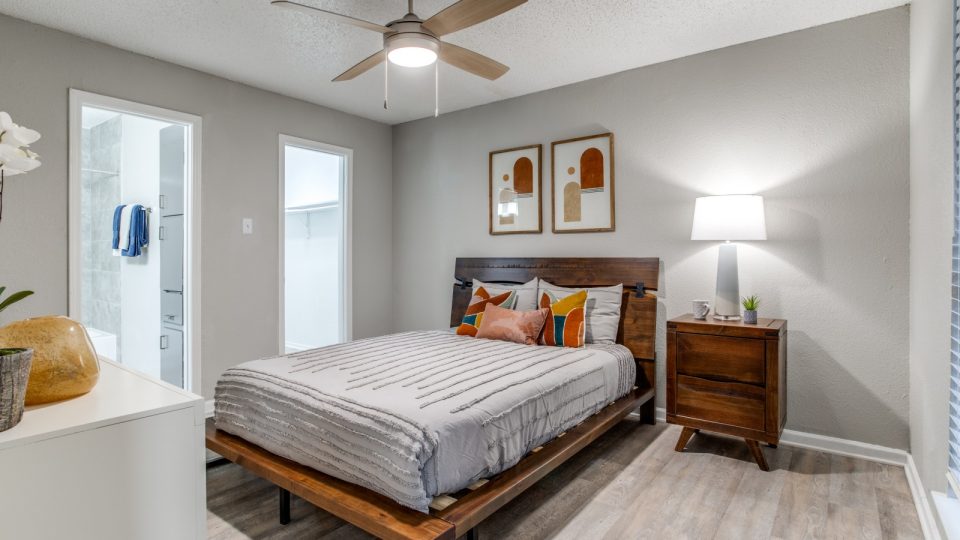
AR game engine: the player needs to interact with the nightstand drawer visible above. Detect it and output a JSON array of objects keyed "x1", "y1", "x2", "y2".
[
  {"x1": 675, "y1": 375, "x2": 765, "y2": 431},
  {"x1": 677, "y1": 334, "x2": 765, "y2": 385}
]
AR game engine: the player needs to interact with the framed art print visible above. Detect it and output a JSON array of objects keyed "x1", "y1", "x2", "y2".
[
  {"x1": 489, "y1": 144, "x2": 542, "y2": 235},
  {"x1": 551, "y1": 133, "x2": 615, "y2": 233}
]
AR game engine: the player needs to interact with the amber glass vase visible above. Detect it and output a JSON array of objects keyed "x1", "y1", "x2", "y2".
[{"x1": 0, "y1": 316, "x2": 100, "y2": 405}]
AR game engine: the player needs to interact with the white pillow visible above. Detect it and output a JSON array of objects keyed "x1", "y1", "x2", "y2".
[
  {"x1": 538, "y1": 280, "x2": 623, "y2": 344},
  {"x1": 473, "y1": 277, "x2": 539, "y2": 311}
]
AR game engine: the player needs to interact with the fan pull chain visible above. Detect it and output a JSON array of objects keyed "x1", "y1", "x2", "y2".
[
  {"x1": 384, "y1": 60, "x2": 389, "y2": 110},
  {"x1": 434, "y1": 62, "x2": 439, "y2": 117}
]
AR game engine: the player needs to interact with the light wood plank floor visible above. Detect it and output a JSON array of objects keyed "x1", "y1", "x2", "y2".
[{"x1": 207, "y1": 420, "x2": 922, "y2": 539}]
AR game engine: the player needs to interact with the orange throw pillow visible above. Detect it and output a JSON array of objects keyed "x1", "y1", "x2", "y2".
[
  {"x1": 456, "y1": 287, "x2": 517, "y2": 337},
  {"x1": 475, "y1": 303, "x2": 549, "y2": 345},
  {"x1": 539, "y1": 290, "x2": 587, "y2": 348}
]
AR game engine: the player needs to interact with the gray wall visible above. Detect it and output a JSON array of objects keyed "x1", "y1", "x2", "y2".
[
  {"x1": 0, "y1": 14, "x2": 394, "y2": 398},
  {"x1": 909, "y1": 0, "x2": 953, "y2": 506},
  {"x1": 392, "y1": 9, "x2": 910, "y2": 449}
]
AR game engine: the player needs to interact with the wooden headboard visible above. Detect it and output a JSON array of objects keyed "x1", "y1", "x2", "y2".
[{"x1": 449, "y1": 257, "x2": 660, "y2": 387}]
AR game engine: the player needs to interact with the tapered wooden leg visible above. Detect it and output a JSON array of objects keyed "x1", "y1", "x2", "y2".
[
  {"x1": 674, "y1": 427, "x2": 697, "y2": 452},
  {"x1": 465, "y1": 527, "x2": 479, "y2": 540},
  {"x1": 745, "y1": 439, "x2": 769, "y2": 471}
]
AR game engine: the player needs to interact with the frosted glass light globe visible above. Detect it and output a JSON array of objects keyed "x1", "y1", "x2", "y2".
[{"x1": 388, "y1": 46, "x2": 438, "y2": 68}]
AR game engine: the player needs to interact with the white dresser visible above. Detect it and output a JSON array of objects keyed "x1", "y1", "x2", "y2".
[{"x1": 0, "y1": 358, "x2": 206, "y2": 540}]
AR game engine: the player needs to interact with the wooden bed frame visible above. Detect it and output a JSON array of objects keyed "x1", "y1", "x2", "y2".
[{"x1": 206, "y1": 257, "x2": 660, "y2": 540}]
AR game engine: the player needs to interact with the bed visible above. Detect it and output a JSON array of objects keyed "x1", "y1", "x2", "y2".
[{"x1": 207, "y1": 257, "x2": 659, "y2": 540}]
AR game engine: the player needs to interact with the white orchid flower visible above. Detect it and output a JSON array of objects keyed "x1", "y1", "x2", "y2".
[
  {"x1": 0, "y1": 143, "x2": 41, "y2": 175},
  {"x1": 0, "y1": 112, "x2": 41, "y2": 178},
  {"x1": 0, "y1": 112, "x2": 41, "y2": 147},
  {"x1": 0, "y1": 111, "x2": 41, "y2": 222}
]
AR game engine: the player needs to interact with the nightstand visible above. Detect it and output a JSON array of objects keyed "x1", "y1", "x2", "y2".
[{"x1": 666, "y1": 314, "x2": 787, "y2": 470}]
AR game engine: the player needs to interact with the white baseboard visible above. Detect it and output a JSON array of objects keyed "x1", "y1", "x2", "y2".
[
  {"x1": 779, "y1": 428, "x2": 907, "y2": 466},
  {"x1": 906, "y1": 456, "x2": 942, "y2": 540}
]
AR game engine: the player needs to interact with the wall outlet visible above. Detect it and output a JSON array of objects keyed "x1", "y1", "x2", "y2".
[{"x1": 242, "y1": 218, "x2": 253, "y2": 235}]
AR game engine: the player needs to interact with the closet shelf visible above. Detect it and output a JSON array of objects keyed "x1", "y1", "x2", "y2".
[
  {"x1": 81, "y1": 167, "x2": 120, "y2": 175},
  {"x1": 285, "y1": 201, "x2": 339, "y2": 214}
]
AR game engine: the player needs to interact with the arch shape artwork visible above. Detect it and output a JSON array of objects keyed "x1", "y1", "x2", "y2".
[
  {"x1": 489, "y1": 144, "x2": 542, "y2": 235},
  {"x1": 513, "y1": 157, "x2": 533, "y2": 197},
  {"x1": 551, "y1": 133, "x2": 613, "y2": 232},
  {"x1": 498, "y1": 188, "x2": 518, "y2": 225},
  {"x1": 580, "y1": 147, "x2": 604, "y2": 192},
  {"x1": 563, "y1": 182, "x2": 581, "y2": 222}
]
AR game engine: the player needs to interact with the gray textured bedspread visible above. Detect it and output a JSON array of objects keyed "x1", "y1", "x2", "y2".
[{"x1": 214, "y1": 331, "x2": 635, "y2": 512}]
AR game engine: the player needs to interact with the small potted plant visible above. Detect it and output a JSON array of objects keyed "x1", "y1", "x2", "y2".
[
  {"x1": 741, "y1": 295, "x2": 760, "y2": 324},
  {"x1": 0, "y1": 286, "x2": 34, "y2": 432}
]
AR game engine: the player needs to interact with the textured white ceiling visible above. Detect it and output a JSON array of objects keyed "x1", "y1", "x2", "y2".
[{"x1": 0, "y1": 0, "x2": 906, "y2": 124}]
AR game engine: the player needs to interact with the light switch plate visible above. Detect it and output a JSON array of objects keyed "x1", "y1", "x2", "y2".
[{"x1": 242, "y1": 218, "x2": 253, "y2": 235}]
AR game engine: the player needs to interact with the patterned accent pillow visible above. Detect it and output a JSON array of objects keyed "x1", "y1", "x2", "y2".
[
  {"x1": 539, "y1": 290, "x2": 587, "y2": 348},
  {"x1": 475, "y1": 303, "x2": 550, "y2": 345},
  {"x1": 472, "y1": 277, "x2": 539, "y2": 311},
  {"x1": 456, "y1": 287, "x2": 518, "y2": 337},
  {"x1": 538, "y1": 280, "x2": 623, "y2": 344}
]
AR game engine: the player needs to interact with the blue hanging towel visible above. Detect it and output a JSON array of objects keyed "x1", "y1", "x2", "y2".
[
  {"x1": 111, "y1": 204, "x2": 126, "y2": 250},
  {"x1": 122, "y1": 205, "x2": 149, "y2": 257}
]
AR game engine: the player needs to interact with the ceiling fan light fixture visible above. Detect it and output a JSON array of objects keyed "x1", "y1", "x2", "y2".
[
  {"x1": 386, "y1": 35, "x2": 439, "y2": 68},
  {"x1": 281, "y1": 0, "x2": 524, "y2": 83},
  {"x1": 388, "y1": 46, "x2": 437, "y2": 67}
]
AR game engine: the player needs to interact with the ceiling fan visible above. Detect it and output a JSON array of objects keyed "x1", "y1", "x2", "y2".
[{"x1": 272, "y1": 0, "x2": 526, "y2": 82}]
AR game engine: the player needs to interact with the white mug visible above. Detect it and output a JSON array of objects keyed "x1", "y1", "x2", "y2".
[{"x1": 692, "y1": 300, "x2": 711, "y2": 320}]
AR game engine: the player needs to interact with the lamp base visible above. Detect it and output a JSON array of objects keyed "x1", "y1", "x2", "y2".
[{"x1": 714, "y1": 243, "x2": 741, "y2": 319}]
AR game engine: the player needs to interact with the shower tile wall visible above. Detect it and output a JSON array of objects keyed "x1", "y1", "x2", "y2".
[{"x1": 80, "y1": 116, "x2": 122, "y2": 337}]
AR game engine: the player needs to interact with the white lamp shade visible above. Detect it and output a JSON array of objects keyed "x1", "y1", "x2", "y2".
[{"x1": 691, "y1": 195, "x2": 767, "y2": 241}]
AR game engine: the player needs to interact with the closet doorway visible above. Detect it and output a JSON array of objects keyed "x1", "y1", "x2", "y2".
[
  {"x1": 68, "y1": 90, "x2": 201, "y2": 392},
  {"x1": 279, "y1": 135, "x2": 352, "y2": 353}
]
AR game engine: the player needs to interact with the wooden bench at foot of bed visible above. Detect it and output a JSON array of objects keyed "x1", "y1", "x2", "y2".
[{"x1": 206, "y1": 385, "x2": 655, "y2": 540}]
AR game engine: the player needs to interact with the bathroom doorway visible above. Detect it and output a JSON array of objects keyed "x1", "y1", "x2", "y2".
[
  {"x1": 68, "y1": 90, "x2": 201, "y2": 392},
  {"x1": 279, "y1": 135, "x2": 352, "y2": 353}
]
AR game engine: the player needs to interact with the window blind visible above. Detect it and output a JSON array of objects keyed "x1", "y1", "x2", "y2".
[{"x1": 950, "y1": 0, "x2": 960, "y2": 494}]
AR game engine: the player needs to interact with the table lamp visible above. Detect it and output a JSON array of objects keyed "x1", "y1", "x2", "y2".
[{"x1": 691, "y1": 195, "x2": 767, "y2": 320}]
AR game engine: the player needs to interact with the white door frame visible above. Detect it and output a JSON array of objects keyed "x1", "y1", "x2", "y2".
[
  {"x1": 278, "y1": 134, "x2": 353, "y2": 354},
  {"x1": 68, "y1": 89, "x2": 203, "y2": 393}
]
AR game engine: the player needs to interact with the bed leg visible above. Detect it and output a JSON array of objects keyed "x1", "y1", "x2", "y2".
[
  {"x1": 639, "y1": 396, "x2": 656, "y2": 425},
  {"x1": 279, "y1": 487, "x2": 291, "y2": 525},
  {"x1": 465, "y1": 527, "x2": 479, "y2": 540}
]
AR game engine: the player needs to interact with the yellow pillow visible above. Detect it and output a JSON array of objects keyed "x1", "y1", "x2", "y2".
[{"x1": 539, "y1": 290, "x2": 587, "y2": 348}]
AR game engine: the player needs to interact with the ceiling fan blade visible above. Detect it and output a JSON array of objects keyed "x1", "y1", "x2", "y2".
[
  {"x1": 271, "y1": 0, "x2": 391, "y2": 34},
  {"x1": 333, "y1": 49, "x2": 387, "y2": 82},
  {"x1": 439, "y1": 42, "x2": 508, "y2": 80},
  {"x1": 422, "y1": 0, "x2": 526, "y2": 36}
]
